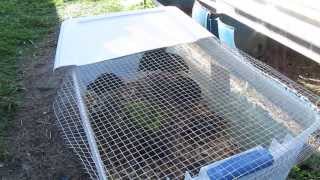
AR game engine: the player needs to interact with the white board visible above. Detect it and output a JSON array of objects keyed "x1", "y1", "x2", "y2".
[{"x1": 54, "y1": 6, "x2": 213, "y2": 69}]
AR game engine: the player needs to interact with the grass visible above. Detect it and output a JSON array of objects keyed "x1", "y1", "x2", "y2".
[
  {"x1": 0, "y1": 0, "x2": 154, "y2": 161},
  {"x1": 56, "y1": 0, "x2": 154, "y2": 19},
  {"x1": 0, "y1": 0, "x2": 59, "y2": 160},
  {"x1": 289, "y1": 153, "x2": 320, "y2": 179},
  {"x1": 125, "y1": 101, "x2": 163, "y2": 131}
]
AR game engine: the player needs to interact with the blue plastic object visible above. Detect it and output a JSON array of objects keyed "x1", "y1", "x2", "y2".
[
  {"x1": 208, "y1": 16, "x2": 219, "y2": 38},
  {"x1": 192, "y1": 2, "x2": 220, "y2": 37},
  {"x1": 192, "y1": 2, "x2": 235, "y2": 48},
  {"x1": 192, "y1": 1, "x2": 209, "y2": 28},
  {"x1": 207, "y1": 147, "x2": 274, "y2": 180},
  {"x1": 217, "y1": 18, "x2": 236, "y2": 49}
]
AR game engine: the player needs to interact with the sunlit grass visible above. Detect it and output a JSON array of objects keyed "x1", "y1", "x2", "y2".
[{"x1": 55, "y1": 0, "x2": 155, "y2": 19}]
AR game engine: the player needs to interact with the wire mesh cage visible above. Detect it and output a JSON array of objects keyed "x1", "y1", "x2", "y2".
[{"x1": 53, "y1": 37, "x2": 320, "y2": 180}]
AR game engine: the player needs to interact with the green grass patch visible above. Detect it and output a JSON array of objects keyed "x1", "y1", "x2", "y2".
[
  {"x1": 289, "y1": 153, "x2": 320, "y2": 179},
  {"x1": 125, "y1": 101, "x2": 164, "y2": 131},
  {"x1": 0, "y1": 0, "x2": 154, "y2": 161}
]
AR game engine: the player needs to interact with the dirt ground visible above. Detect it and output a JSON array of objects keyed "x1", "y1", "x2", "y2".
[
  {"x1": 0, "y1": 29, "x2": 319, "y2": 180},
  {"x1": 0, "y1": 31, "x2": 89, "y2": 180},
  {"x1": 260, "y1": 38, "x2": 320, "y2": 97}
]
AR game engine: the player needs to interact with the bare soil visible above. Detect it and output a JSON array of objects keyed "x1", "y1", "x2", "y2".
[
  {"x1": 0, "y1": 31, "x2": 88, "y2": 180},
  {"x1": 260, "y1": 38, "x2": 320, "y2": 97}
]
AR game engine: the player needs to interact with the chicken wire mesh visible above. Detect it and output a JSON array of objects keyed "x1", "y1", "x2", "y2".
[{"x1": 53, "y1": 37, "x2": 320, "y2": 180}]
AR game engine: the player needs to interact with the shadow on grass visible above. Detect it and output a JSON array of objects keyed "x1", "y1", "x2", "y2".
[{"x1": 0, "y1": 0, "x2": 58, "y2": 160}]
